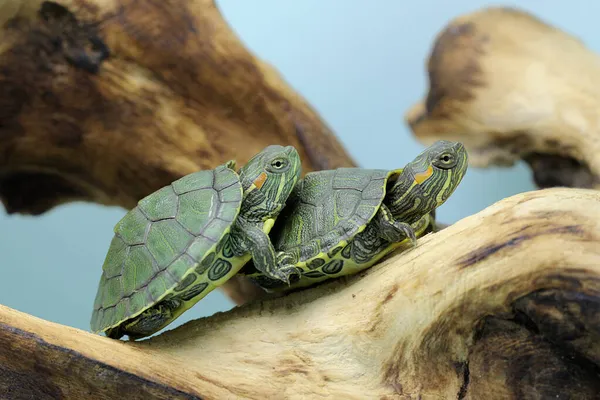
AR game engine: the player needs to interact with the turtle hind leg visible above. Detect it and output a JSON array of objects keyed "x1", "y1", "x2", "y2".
[
  {"x1": 375, "y1": 204, "x2": 417, "y2": 245},
  {"x1": 118, "y1": 299, "x2": 181, "y2": 340},
  {"x1": 105, "y1": 326, "x2": 125, "y2": 340}
]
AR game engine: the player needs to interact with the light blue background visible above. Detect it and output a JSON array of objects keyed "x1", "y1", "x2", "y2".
[{"x1": 1, "y1": 1, "x2": 588, "y2": 334}]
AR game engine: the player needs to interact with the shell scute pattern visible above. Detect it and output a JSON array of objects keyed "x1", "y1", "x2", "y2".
[
  {"x1": 115, "y1": 208, "x2": 148, "y2": 246},
  {"x1": 167, "y1": 253, "x2": 197, "y2": 280},
  {"x1": 146, "y1": 220, "x2": 194, "y2": 268},
  {"x1": 203, "y1": 218, "x2": 233, "y2": 241},
  {"x1": 147, "y1": 274, "x2": 170, "y2": 301},
  {"x1": 99, "y1": 237, "x2": 127, "y2": 280},
  {"x1": 180, "y1": 283, "x2": 209, "y2": 301},
  {"x1": 207, "y1": 259, "x2": 233, "y2": 281},
  {"x1": 244, "y1": 141, "x2": 468, "y2": 293},
  {"x1": 171, "y1": 169, "x2": 214, "y2": 195},
  {"x1": 177, "y1": 190, "x2": 218, "y2": 235},
  {"x1": 122, "y1": 246, "x2": 155, "y2": 294},
  {"x1": 174, "y1": 273, "x2": 196, "y2": 292},
  {"x1": 275, "y1": 168, "x2": 391, "y2": 256},
  {"x1": 331, "y1": 167, "x2": 376, "y2": 190},
  {"x1": 194, "y1": 251, "x2": 215, "y2": 275},
  {"x1": 138, "y1": 186, "x2": 178, "y2": 221},
  {"x1": 327, "y1": 245, "x2": 344, "y2": 258},
  {"x1": 303, "y1": 270, "x2": 325, "y2": 278},
  {"x1": 90, "y1": 165, "x2": 243, "y2": 333},
  {"x1": 322, "y1": 259, "x2": 344, "y2": 275}
]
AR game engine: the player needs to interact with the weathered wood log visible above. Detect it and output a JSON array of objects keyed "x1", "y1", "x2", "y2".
[
  {"x1": 405, "y1": 7, "x2": 600, "y2": 190},
  {"x1": 3, "y1": 2, "x2": 600, "y2": 398},
  {"x1": 0, "y1": 0, "x2": 356, "y2": 305},
  {"x1": 2, "y1": 188, "x2": 599, "y2": 399},
  {"x1": 0, "y1": 0, "x2": 356, "y2": 214}
]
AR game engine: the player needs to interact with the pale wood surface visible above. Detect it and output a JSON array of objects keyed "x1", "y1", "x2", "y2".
[
  {"x1": 2, "y1": 188, "x2": 600, "y2": 399},
  {"x1": 2, "y1": 2, "x2": 600, "y2": 398}
]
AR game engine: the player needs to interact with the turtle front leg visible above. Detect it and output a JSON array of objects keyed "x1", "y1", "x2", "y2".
[
  {"x1": 375, "y1": 204, "x2": 417, "y2": 246},
  {"x1": 237, "y1": 220, "x2": 300, "y2": 284},
  {"x1": 276, "y1": 250, "x2": 298, "y2": 268}
]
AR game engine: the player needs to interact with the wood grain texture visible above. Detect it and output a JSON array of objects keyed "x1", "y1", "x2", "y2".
[
  {"x1": 0, "y1": 0, "x2": 355, "y2": 216},
  {"x1": 405, "y1": 7, "x2": 600, "y2": 190},
  {"x1": 1, "y1": 188, "x2": 599, "y2": 399},
  {"x1": 0, "y1": 0, "x2": 356, "y2": 306}
]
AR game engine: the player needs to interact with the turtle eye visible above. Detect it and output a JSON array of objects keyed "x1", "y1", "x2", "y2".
[
  {"x1": 268, "y1": 157, "x2": 289, "y2": 172},
  {"x1": 434, "y1": 152, "x2": 457, "y2": 169}
]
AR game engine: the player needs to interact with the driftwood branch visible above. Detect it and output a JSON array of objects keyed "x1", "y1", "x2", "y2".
[
  {"x1": 0, "y1": 0, "x2": 356, "y2": 215},
  {"x1": 3, "y1": 2, "x2": 600, "y2": 398},
  {"x1": 405, "y1": 7, "x2": 600, "y2": 190},
  {"x1": 0, "y1": 0, "x2": 356, "y2": 305},
  {"x1": 2, "y1": 188, "x2": 600, "y2": 399}
]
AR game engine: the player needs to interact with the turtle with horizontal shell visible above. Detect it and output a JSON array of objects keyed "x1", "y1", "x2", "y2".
[
  {"x1": 90, "y1": 145, "x2": 302, "y2": 340},
  {"x1": 240, "y1": 140, "x2": 468, "y2": 292}
]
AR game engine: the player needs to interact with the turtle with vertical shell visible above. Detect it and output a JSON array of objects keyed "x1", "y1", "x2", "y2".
[
  {"x1": 90, "y1": 145, "x2": 302, "y2": 340},
  {"x1": 240, "y1": 140, "x2": 468, "y2": 291}
]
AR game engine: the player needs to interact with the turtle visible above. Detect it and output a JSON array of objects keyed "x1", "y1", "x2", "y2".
[
  {"x1": 240, "y1": 140, "x2": 468, "y2": 292},
  {"x1": 90, "y1": 144, "x2": 302, "y2": 340}
]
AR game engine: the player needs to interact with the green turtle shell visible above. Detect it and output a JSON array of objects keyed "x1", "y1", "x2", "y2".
[
  {"x1": 240, "y1": 167, "x2": 434, "y2": 292},
  {"x1": 273, "y1": 167, "x2": 398, "y2": 266},
  {"x1": 90, "y1": 163, "x2": 242, "y2": 334}
]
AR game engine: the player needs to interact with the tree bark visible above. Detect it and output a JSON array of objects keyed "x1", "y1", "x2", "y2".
[
  {"x1": 2, "y1": 188, "x2": 600, "y2": 399},
  {"x1": 405, "y1": 7, "x2": 600, "y2": 190},
  {"x1": 0, "y1": 0, "x2": 356, "y2": 305}
]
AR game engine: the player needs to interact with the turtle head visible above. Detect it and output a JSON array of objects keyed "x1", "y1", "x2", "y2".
[
  {"x1": 387, "y1": 141, "x2": 468, "y2": 223},
  {"x1": 238, "y1": 145, "x2": 302, "y2": 220}
]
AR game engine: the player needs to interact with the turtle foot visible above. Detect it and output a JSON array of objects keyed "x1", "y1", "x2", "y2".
[
  {"x1": 105, "y1": 327, "x2": 125, "y2": 340},
  {"x1": 404, "y1": 225, "x2": 418, "y2": 247},
  {"x1": 276, "y1": 251, "x2": 295, "y2": 266},
  {"x1": 273, "y1": 265, "x2": 301, "y2": 286},
  {"x1": 381, "y1": 220, "x2": 417, "y2": 246}
]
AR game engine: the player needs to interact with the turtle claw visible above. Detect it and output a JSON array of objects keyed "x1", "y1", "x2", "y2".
[
  {"x1": 403, "y1": 225, "x2": 417, "y2": 247},
  {"x1": 381, "y1": 220, "x2": 417, "y2": 246},
  {"x1": 273, "y1": 252, "x2": 300, "y2": 285},
  {"x1": 274, "y1": 265, "x2": 301, "y2": 286}
]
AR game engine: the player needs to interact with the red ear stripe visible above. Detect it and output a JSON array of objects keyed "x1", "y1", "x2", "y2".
[
  {"x1": 414, "y1": 166, "x2": 433, "y2": 184},
  {"x1": 253, "y1": 172, "x2": 268, "y2": 189}
]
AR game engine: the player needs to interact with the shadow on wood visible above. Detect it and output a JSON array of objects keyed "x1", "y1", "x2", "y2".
[
  {"x1": 0, "y1": 0, "x2": 356, "y2": 305},
  {"x1": 2, "y1": 188, "x2": 599, "y2": 399},
  {"x1": 405, "y1": 7, "x2": 600, "y2": 190}
]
